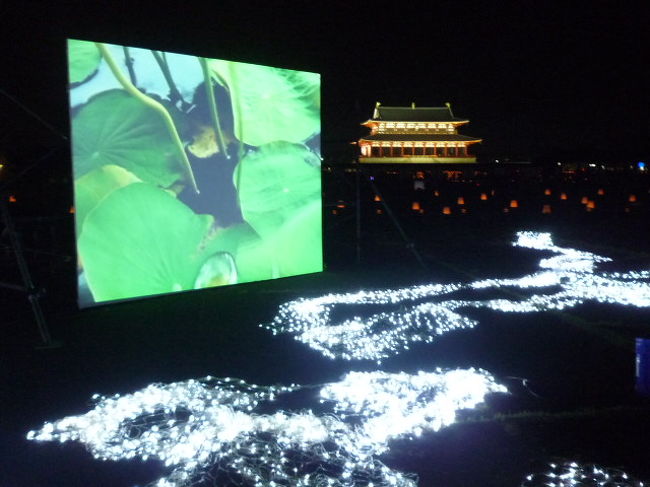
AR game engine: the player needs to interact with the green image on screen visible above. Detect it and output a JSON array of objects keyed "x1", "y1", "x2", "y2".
[{"x1": 68, "y1": 39, "x2": 322, "y2": 307}]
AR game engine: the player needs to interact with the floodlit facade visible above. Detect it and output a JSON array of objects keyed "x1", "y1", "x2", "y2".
[{"x1": 359, "y1": 102, "x2": 482, "y2": 163}]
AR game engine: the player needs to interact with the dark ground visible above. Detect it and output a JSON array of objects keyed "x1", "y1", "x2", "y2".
[{"x1": 2, "y1": 164, "x2": 650, "y2": 486}]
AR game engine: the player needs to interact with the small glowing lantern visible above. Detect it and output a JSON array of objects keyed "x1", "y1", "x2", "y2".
[
  {"x1": 332, "y1": 209, "x2": 338, "y2": 215},
  {"x1": 597, "y1": 188, "x2": 605, "y2": 196},
  {"x1": 587, "y1": 200, "x2": 596, "y2": 210},
  {"x1": 8, "y1": 195, "x2": 16, "y2": 203},
  {"x1": 337, "y1": 202, "x2": 346, "y2": 208},
  {"x1": 376, "y1": 209, "x2": 383, "y2": 215},
  {"x1": 457, "y1": 196, "x2": 465, "y2": 205},
  {"x1": 374, "y1": 195, "x2": 381, "y2": 202},
  {"x1": 580, "y1": 196, "x2": 589, "y2": 205},
  {"x1": 442, "y1": 206, "x2": 452, "y2": 215},
  {"x1": 434, "y1": 190, "x2": 440, "y2": 197},
  {"x1": 461, "y1": 208, "x2": 467, "y2": 214},
  {"x1": 544, "y1": 188, "x2": 552, "y2": 196},
  {"x1": 629, "y1": 194, "x2": 637, "y2": 203},
  {"x1": 419, "y1": 209, "x2": 425, "y2": 214},
  {"x1": 491, "y1": 190, "x2": 496, "y2": 196},
  {"x1": 560, "y1": 193, "x2": 568, "y2": 200},
  {"x1": 542, "y1": 204, "x2": 552, "y2": 214},
  {"x1": 480, "y1": 193, "x2": 488, "y2": 200},
  {"x1": 69, "y1": 206, "x2": 76, "y2": 214},
  {"x1": 509, "y1": 200, "x2": 519, "y2": 208},
  {"x1": 412, "y1": 202, "x2": 421, "y2": 211}
]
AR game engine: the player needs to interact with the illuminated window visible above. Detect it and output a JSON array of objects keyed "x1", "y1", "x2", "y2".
[
  {"x1": 371, "y1": 147, "x2": 380, "y2": 157},
  {"x1": 436, "y1": 146, "x2": 446, "y2": 156},
  {"x1": 414, "y1": 146, "x2": 424, "y2": 156},
  {"x1": 404, "y1": 146, "x2": 414, "y2": 156},
  {"x1": 425, "y1": 147, "x2": 435, "y2": 155},
  {"x1": 448, "y1": 147, "x2": 456, "y2": 156}
]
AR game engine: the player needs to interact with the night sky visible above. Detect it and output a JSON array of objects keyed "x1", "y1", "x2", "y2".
[{"x1": 1, "y1": 1, "x2": 648, "y2": 165}]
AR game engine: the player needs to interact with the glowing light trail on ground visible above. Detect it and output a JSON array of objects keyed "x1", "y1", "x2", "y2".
[
  {"x1": 27, "y1": 369, "x2": 506, "y2": 487},
  {"x1": 522, "y1": 461, "x2": 645, "y2": 487},
  {"x1": 267, "y1": 232, "x2": 650, "y2": 361},
  {"x1": 27, "y1": 231, "x2": 650, "y2": 486}
]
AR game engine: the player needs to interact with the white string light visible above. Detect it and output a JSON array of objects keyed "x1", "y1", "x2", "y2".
[
  {"x1": 522, "y1": 460, "x2": 645, "y2": 487},
  {"x1": 267, "y1": 231, "x2": 650, "y2": 361},
  {"x1": 27, "y1": 369, "x2": 506, "y2": 487},
  {"x1": 27, "y1": 231, "x2": 649, "y2": 486}
]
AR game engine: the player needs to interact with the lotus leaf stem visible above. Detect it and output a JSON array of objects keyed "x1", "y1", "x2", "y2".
[
  {"x1": 151, "y1": 50, "x2": 187, "y2": 108},
  {"x1": 198, "y1": 57, "x2": 229, "y2": 159},
  {"x1": 122, "y1": 47, "x2": 137, "y2": 85},
  {"x1": 227, "y1": 63, "x2": 246, "y2": 192},
  {"x1": 95, "y1": 43, "x2": 199, "y2": 194}
]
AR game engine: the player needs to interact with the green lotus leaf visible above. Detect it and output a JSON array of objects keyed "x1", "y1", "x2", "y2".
[
  {"x1": 233, "y1": 200, "x2": 322, "y2": 282},
  {"x1": 72, "y1": 89, "x2": 183, "y2": 188},
  {"x1": 198, "y1": 222, "x2": 272, "y2": 283},
  {"x1": 232, "y1": 236, "x2": 275, "y2": 283},
  {"x1": 201, "y1": 222, "x2": 260, "y2": 257},
  {"x1": 196, "y1": 204, "x2": 322, "y2": 284},
  {"x1": 68, "y1": 39, "x2": 101, "y2": 84},
  {"x1": 269, "y1": 199, "x2": 322, "y2": 277},
  {"x1": 79, "y1": 182, "x2": 214, "y2": 303},
  {"x1": 209, "y1": 59, "x2": 320, "y2": 146},
  {"x1": 74, "y1": 164, "x2": 140, "y2": 238},
  {"x1": 235, "y1": 142, "x2": 321, "y2": 238}
]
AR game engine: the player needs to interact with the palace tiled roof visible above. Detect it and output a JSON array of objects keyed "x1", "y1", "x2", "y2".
[
  {"x1": 374, "y1": 106, "x2": 466, "y2": 122},
  {"x1": 360, "y1": 134, "x2": 482, "y2": 142}
]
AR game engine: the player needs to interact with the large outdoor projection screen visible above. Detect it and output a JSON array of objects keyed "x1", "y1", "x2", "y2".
[{"x1": 68, "y1": 39, "x2": 322, "y2": 307}]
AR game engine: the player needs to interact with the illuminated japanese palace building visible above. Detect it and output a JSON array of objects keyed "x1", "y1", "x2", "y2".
[{"x1": 359, "y1": 102, "x2": 482, "y2": 163}]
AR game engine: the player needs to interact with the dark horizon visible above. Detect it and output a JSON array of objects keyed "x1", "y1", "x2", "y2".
[{"x1": 1, "y1": 1, "x2": 649, "y2": 167}]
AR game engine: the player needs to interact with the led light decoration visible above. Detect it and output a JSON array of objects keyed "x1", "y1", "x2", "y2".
[
  {"x1": 267, "y1": 231, "x2": 650, "y2": 361},
  {"x1": 521, "y1": 460, "x2": 645, "y2": 487},
  {"x1": 27, "y1": 369, "x2": 505, "y2": 487}
]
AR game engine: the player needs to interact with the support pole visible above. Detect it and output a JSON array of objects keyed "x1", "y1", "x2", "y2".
[
  {"x1": 1, "y1": 198, "x2": 54, "y2": 347},
  {"x1": 355, "y1": 162, "x2": 361, "y2": 264},
  {"x1": 361, "y1": 168, "x2": 427, "y2": 270}
]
